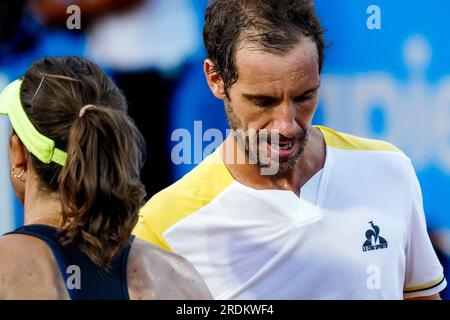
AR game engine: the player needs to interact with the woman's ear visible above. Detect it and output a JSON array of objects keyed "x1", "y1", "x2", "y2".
[
  {"x1": 9, "y1": 133, "x2": 28, "y2": 203},
  {"x1": 204, "y1": 59, "x2": 227, "y2": 100}
]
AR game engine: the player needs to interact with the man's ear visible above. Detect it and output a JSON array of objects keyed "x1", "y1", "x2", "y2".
[
  {"x1": 9, "y1": 133, "x2": 28, "y2": 174},
  {"x1": 204, "y1": 59, "x2": 227, "y2": 100}
]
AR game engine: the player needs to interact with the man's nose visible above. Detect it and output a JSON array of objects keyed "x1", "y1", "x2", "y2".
[{"x1": 271, "y1": 102, "x2": 300, "y2": 138}]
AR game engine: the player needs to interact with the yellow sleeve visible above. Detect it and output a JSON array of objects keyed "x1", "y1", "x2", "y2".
[
  {"x1": 133, "y1": 192, "x2": 175, "y2": 252},
  {"x1": 132, "y1": 149, "x2": 234, "y2": 252},
  {"x1": 132, "y1": 185, "x2": 215, "y2": 252}
]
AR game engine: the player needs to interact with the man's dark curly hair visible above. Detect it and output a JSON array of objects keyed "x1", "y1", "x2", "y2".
[{"x1": 203, "y1": 0, "x2": 325, "y2": 98}]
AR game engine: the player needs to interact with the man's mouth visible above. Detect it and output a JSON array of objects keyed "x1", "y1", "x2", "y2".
[
  {"x1": 267, "y1": 139, "x2": 298, "y2": 159},
  {"x1": 278, "y1": 141, "x2": 295, "y2": 150}
]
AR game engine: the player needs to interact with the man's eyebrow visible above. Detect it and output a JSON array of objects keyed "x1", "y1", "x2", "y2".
[
  {"x1": 242, "y1": 84, "x2": 321, "y2": 100},
  {"x1": 295, "y1": 84, "x2": 321, "y2": 96},
  {"x1": 242, "y1": 93, "x2": 278, "y2": 100}
]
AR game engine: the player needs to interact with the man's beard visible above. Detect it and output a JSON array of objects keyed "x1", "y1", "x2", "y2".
[{"x1": 225, "y1": 102, "x2": 309, "y2": 175}]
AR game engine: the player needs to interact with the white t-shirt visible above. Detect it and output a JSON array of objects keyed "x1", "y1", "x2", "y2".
[{"x1": 134, "y1": 126, "x2": 446, "y2": 299}]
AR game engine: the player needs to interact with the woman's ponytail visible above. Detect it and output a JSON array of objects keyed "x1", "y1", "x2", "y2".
[{"x1": 58, "y1": 105, "x2": 146, "y2": 268}]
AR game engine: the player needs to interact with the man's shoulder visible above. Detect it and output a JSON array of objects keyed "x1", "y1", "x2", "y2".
[
  {"x1": 317, "y1": 125, "x2": 406, "y2": 156},
  {"x1": 135, "y1": 150, "x2": 234, "y2": 246},
  {"x1": 146, "y1": 149, "x2": 233, "y2": 211},
  {"x1": 316, "y1": 126, "x2": 413, "y2": 186}
]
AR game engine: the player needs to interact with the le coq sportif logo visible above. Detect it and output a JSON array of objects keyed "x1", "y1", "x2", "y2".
[{"x1": 362, "y1": 221, "x2": 388, "y2": 252}]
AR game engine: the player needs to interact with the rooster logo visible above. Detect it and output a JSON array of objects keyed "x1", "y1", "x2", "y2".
[{"x1": 363, "y1": 221, "x2": 388, "y2": 252}]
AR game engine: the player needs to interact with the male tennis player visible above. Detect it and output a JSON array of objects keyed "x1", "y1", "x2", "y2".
[{"x1": 134, "y1": 0, "x2": 446, "y2": 299}]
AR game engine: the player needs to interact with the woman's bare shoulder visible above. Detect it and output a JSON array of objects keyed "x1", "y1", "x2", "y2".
[
  {"x1": 127, "y1": 238, "x2": 213, "y2": 300},
  {"x1": 0, "y1": 234, "x2": 68, "y2": 299}
]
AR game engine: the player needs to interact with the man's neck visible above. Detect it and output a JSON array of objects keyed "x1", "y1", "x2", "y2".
[{"x1": 223, "y1": 126, "x2": 326, "y2": 196}]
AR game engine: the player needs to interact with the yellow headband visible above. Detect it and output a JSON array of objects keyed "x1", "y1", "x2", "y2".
[{"x1": 0, "y1": 79, "x2": 67, "y2": 166}]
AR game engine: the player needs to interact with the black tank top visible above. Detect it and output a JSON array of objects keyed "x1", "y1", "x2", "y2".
[{"x1": 5, "y1": 224, "x2": 134, "y2": 300}]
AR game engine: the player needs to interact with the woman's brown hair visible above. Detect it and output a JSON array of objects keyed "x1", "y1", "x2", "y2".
[{"x1": 20, "y1": 56, "x2": 146, "y2": 268}]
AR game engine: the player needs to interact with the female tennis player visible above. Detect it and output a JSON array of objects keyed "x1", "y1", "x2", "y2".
[{"x1": 0, "y1": 56, "x2": 212, "y2": 300}]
